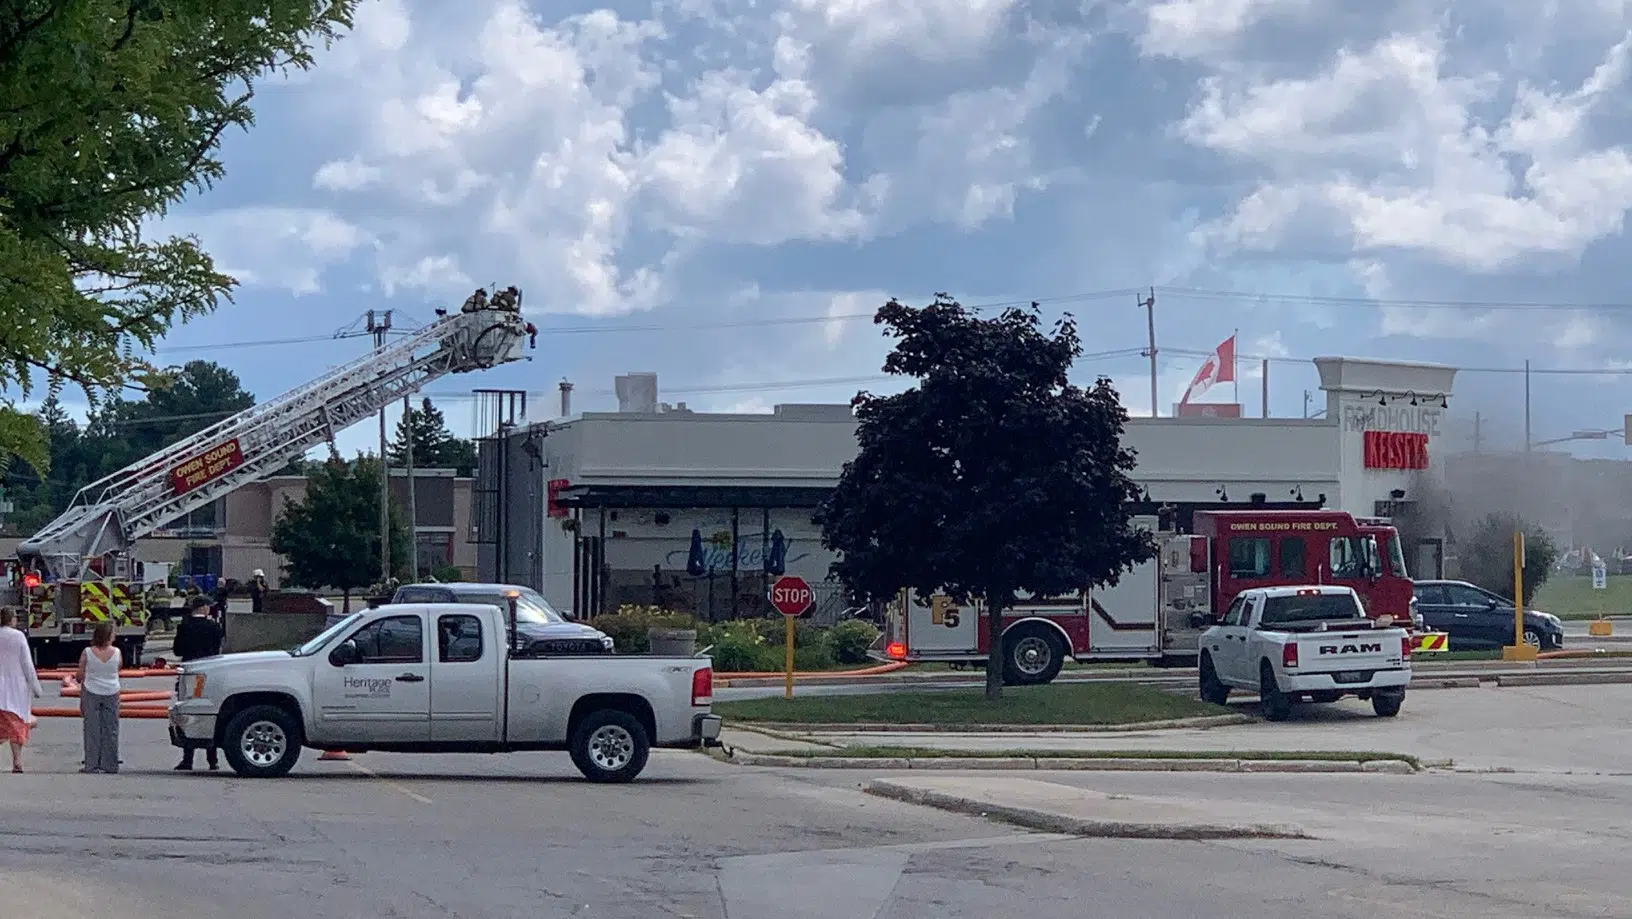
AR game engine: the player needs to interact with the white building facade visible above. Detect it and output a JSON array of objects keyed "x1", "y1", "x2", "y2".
[{"x1": 480, "y1": 358, "x2": 1456, "y2": 619}]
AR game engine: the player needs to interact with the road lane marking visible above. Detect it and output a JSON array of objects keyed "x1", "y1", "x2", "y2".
[{"x1": 345, "y1": 760, "x2": 433, "y2": 804}]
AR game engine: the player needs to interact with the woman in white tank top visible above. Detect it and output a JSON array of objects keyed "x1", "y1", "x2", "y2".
[{"x1": 75, "y1": 622, "x2": 122, "y2": 774}]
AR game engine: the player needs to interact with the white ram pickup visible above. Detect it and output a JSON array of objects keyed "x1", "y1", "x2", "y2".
[
  {"x1": 1194, "y1": 585, "x2": 1411, "y2": 721},
  {"x1": 167, "y1": 602, "x2": 722, "y2": 782}
]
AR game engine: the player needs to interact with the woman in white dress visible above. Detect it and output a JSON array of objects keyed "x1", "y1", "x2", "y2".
[{"x1": 0, "y1": 607, "x2": 43, "y2": 773}]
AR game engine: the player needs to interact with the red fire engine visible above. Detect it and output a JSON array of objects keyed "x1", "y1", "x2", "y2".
[{"x1": 871, "y1": 508, "x2": 1444, "y2": 685}]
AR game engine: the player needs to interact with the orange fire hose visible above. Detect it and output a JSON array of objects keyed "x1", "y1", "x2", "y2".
[
  {"x1": 713, "y1": 661, "x2": 908, "y2": 681},
  {"x1": 56, "y1": 687, "x2": 173, "y2": 702},
  {"x1": 32, "y1": 705, "x2": 170, "y2": 719},
  {"x1": 38, "y1": 667, "x2": 177, "y2": 681}
]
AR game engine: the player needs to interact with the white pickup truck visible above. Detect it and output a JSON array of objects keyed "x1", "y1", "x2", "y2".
[
  {"x1": 167, "y1": 601, "x2": 722, "y2": 782},
  {"x1": 1194, "y1": 586, "x2": 1411, "y2": 721}
]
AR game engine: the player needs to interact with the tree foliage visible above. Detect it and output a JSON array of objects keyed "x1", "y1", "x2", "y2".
[
  {"x1": 0, "y1": 0, "x2": 358, "y2": 466},
  {"x1": 269, "y1": 455, "x2": 411, "y2": 608},
  {"x1": 1460, "y1": 513, "x2": 1558, "y2": 606},
  {"x1": 388, "y1": 398, "x2": 477, "y2": 476},
  {"x1": 819, "y1": 295, "x2": 1156, "y2": 699}
]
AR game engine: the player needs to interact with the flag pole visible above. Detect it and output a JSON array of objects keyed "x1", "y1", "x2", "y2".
[{"x1": 1232, "y1": 328, "x2": 1239, "y2": 405}]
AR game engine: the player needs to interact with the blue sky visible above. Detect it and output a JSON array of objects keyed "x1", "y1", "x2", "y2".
[{"x1": 112, "y1": 0, "x2": 1632, "y2": 460}]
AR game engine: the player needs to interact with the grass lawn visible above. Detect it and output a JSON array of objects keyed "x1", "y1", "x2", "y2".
[
  {"x1": 713, "y1": 683, "x2": 1224, "y2": 726},
  {"x1": 1533, "y1": 575, "x2": 1632, "y2": 619},
  {"x1": 824, "y1": 747, "x2": 1418, "y2": 766}
]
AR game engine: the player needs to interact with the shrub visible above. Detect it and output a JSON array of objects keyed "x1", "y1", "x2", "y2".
[
  {"x1": 594, "y1": 605, "x2": 696, "y2": 653},
  {"x1": 705, "y1": 620, "x2": 771, "y2": 672},
  {"x1": 827, "y1": 619, "x2": 881, "y2": 664}
]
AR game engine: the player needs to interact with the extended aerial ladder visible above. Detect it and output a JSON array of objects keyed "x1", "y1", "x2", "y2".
[{"x1": 9, "y1": 302, "x2": 532, "y2": 664}]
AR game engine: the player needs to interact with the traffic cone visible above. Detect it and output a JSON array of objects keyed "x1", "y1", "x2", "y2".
[{"x1": 317, "y1": 749, "x2": 350, "y2": 761}]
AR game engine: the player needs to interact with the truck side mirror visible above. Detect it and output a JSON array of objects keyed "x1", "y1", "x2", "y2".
[{"x1": 329, "y1": 639, "x2": 360, "y2": 667}]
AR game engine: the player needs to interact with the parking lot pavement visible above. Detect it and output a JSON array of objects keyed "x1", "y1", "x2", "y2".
[
  {"x1": 795, "y1": 683, "x2": 1632, "y2": 774},
  {"x1": 2, "y1": 715, "x2": 1605, "y2": 919}
]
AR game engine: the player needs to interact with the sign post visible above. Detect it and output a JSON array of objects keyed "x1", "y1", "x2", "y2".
[
  {"x1": 769, "y1": 575, "x2": 814, "y2": 700},
  {"x1": 1505, "y1": 529, "x2": 1536, "y2": 661}
]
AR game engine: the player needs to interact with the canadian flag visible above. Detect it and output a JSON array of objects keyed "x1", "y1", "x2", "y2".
[{"x1": 1179, "y1": 334, "x2": 1236, "y2": 405}]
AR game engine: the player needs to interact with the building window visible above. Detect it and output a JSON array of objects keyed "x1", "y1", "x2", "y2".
[
  {"x1": 1279, "y1": 537, "x2": 1307, "y2": 578},
  {"x1": 1228, "y1": 538, "x2": 1272, "y2": 578},
  {"x1": 416, "y1": 532, "x2": 454, "y2": 574}
]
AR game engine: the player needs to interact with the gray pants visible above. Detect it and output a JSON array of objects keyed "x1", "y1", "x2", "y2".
[{"x1": 80, "y1": 692, "x2": 119, "y2": 773}]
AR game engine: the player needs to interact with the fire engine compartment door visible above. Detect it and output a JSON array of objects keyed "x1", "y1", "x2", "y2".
[
  {"x1": 903, "y1": 593, "x2": 979, "y2": 654},
  {"x1": 1086, "y1": 557, "x2": 1159, "y2": 653}
]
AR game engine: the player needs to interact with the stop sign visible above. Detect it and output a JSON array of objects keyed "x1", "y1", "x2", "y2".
[{"x1": 769, "y1": 575, "x2": 814, "y2": 617}]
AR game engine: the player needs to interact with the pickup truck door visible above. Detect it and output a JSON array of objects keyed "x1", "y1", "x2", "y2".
[
  {"x1": 312, "y1": 612, "x2": 432, "y2": 743},
  {"x1": 430, "y1": 612, "x2": 501, "y2": 743},
  {"x1": 1207, "y1": 596, "x2": 1252, "y2": 684}
]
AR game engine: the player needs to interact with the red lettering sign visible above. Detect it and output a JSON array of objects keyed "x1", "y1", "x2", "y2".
[
  {"x1": 546, "y1": 478, "x2": 570, "y2": 518},
  {"x1": 1362, "y1": 431, "x2": 1429, "y2": 470},
  {"x1": 168, "y1": 439, "x2": 245, "y2": 496}
]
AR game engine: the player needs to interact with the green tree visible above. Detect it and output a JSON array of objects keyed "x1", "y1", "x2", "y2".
[
  {"x1": 269, "y1": 455, "x2": 410, "y2": 611},
  {"x1": 83, "y1": 360, "x2": 256, "y2": 473},
  {"x1": 0, "y1": 1, "x2": 357, "y2": 467},
  {"x1": 1460, "y1": 513, "x2": 1559, "y2": 606},
  {"x1": 819, "y1": 295, "x2": 1156, "y2": 700},
  {"x1": 388, "y1": 398, "x2": 477, "y2": 475}
]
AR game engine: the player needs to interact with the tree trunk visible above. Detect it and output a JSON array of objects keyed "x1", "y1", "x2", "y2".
[
  {"x1": 341, "y1": 589, "x2": 351, "y2": 615},
  {"x1": 984, "y1": 594, "x2": 1005, "y2": 701}
]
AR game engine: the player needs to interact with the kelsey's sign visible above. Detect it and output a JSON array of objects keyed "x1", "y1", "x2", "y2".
[{"x1": 1363, "y1": 431, "x2": 1429, "y2": 470}]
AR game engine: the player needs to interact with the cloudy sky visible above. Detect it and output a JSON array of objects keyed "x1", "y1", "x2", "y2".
[{"x1": 143, "y1": 0, "x2": 1632, "y2": 458}]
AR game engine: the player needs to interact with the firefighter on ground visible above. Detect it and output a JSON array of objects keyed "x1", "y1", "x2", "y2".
[
  {"x1": 248, "y1": 569, "x2": 269, "y2": 613},
  {"x1": 145, "y1": 581, "x2": 174, "y2": 633}
]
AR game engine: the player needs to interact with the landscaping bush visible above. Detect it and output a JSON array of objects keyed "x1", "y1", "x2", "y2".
[
  {"x1": 594, "y1": 605, "x2": 696, "y2": 653},
  {"x1": 827, "y1": 619, "x2": 881, "y2": 665},
  {"x1": 703, "y1": 620, "x2": 772, "y2": 672}
]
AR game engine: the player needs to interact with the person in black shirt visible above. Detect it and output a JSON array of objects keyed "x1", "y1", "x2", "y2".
[{"x1": 172, "y1": 595, "x2": 223, "y2": 771}]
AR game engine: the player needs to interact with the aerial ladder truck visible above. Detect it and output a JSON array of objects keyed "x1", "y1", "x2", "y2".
[{"x1": 4, "y1": 301, "x2": 533, "y2": 667}]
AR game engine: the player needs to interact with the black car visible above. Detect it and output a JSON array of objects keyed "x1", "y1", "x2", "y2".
[
  {"x1": 390, "y1": 583, "x2": 615, "y2": 655},
  {"x1": 1412, "y1": 579, "x2": 1565, "y2": 651}
]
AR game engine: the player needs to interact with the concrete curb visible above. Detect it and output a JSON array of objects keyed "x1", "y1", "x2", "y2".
[
  {"x1": 725, "y1": 713, "x2": 1254, "y2": 734},
  {"x1": 864, "y1": 779, "x2": 1310, "y2": 839},
  {"x1": 727, "y1": 752, "x2": 1419, "y2": 774}
]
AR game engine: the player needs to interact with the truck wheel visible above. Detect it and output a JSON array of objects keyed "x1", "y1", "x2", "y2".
[
  {"x1": 1259, "y1": 663, "x2": 1293, "y2": 722},
  {"x1": 1002, "y1": 627, "x2": 1065, "y2": 686},
  {"x1": 1198, "y1": 654, "x2": 1230, "y2": 706},
  {"x1": 569, "y1": 710, "x2": 650, "y2": 783},
  {"x1": 1372, "y1": 690, "x2": 1405, "y2": 718},
  {"x1": 222, "y1": 705, "x2": 303, "y2": 778}
]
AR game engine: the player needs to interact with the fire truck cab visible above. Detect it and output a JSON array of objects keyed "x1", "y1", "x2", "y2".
[{"x1": 872, "y1": 508, "x2": 1441, "y2": 685}]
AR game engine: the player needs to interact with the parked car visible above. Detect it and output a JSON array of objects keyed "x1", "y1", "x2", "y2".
[
  {"x1": 391, "y1": 583, "x2": 615, "y2": 655},
  {"x1": 1411, "y1": 579, "x2": 1564, "y2": 651}
]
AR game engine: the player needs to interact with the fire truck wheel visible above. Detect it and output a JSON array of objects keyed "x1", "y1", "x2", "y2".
[
  {"x1": 1198, "y1": 654, "x2": 1230, "y2": 706},
  {"x1": 1259, "y1": 663, "x2": 1293, "y2": 722},
  {"x1": 1002, "y1": 626, "x2": 1064, "y2": 686}
]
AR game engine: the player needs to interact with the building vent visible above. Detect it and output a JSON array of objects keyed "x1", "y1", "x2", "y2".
[{"x1": 614, "y1": 372, "x2": 658, "y2": 413}]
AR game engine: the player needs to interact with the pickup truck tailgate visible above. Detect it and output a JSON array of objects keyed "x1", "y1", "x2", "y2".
[{"x1": 1296, "y1": 630, "x2": 1404, "y2": 676}]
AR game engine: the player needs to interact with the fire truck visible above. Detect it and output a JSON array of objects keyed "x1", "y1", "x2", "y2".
[
  {"x1": 3, "y1": 302, "x2": 534, "y2": 668},
  {"x1": 872, "y1": 508, "x2": 1448, "y2": 685}
]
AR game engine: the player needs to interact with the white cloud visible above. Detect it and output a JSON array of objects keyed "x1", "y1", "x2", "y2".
[
  {"x1": 164, "y1": 207, "x2": 372, "y2": 295},
  {"x1": 1137, "y1": 0, "x2": 1315, "y2": 61},
  {"x1": 1181, "y1": 30, "x2": 1632, "y2": 272},
  {"x1": 313, "y1": 156, "x2": 384, "y2": 191}
]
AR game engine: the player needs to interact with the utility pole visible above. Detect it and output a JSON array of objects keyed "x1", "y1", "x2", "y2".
[
  {"x1": 1260, "y1": 358, "x2": 1269, "y2": 418},
  {"x1": 1523, "y1": 359, "x2": 1532, "y2": 453},
  {"x1": 368, "y1": 309, "x2": 393, "y2": 583},
  {"x1": 1139, "y1": 288, "x2": 1157, "y2": 417},
  {"x1": 403, "y1": 395, "x2": 419, "y2": 582},
  {"x1": 1302, "y1": 389, "x2": 1311, "y2": 419},
  {"x1": 1473, "y1": 411, "x2": 1482, "y2": 453}
]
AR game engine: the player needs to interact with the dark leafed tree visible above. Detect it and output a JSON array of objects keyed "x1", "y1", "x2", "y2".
[
  {"x1": 819, "y1": 295, "x2": 1157, "y2": 700},
  {"x1": 388, "y1": 398, "x2": 478, "y2": 476},
  {"x1": 85, "y1": 360, "x2": 256, "y2": 471},
  {"x1": 270, "y1": 456, "x2": 410, "y2": 612},
  {"x1": 1461, "y1": 512, "x2": 1559, "y2": 606},
  {"x1": 0, "y1": 1, "x2": 358, "y2": 468}
]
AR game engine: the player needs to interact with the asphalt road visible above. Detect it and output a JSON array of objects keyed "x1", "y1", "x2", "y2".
[{"x1": 4, "y1": 713, "x2": 1620, "y2": 918}]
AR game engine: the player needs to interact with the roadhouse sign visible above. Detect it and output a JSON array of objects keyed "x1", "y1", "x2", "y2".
[
  {"x1": 169, "y1": 439, "x2": 246, "y2": 496},
  {"x1": 1362, "y1": 430, "x2": 1429, "y2": 471}
]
